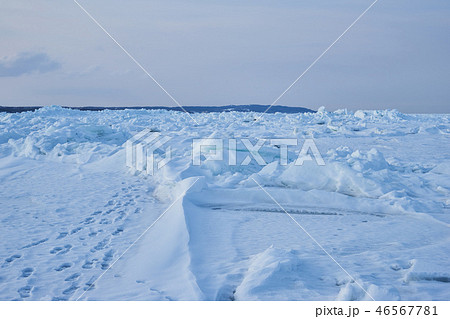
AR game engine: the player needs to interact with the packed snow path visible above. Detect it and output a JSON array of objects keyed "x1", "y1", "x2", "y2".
[{"x1": 0, "y1": 107, "x2": 449, "y2": 300}]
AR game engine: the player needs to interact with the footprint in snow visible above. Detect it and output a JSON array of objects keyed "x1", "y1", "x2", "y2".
[
  {"x1": 82, "y1": 259, "x2": 96, "y2": 269},
  {"x1": 112, "y1": 226, "x2": 124, "y2": 236},
  {"x1": 114, "y1": 212, "x2": 126, "y2": 223},
  {"x1": 105, "y1": 200, "x2": 115, "y2": 207},
  {"x1": 65, "y1": 273, "x2": 81, "y2": 282},
  {"x1": 18, "y1": 286, "x2": 33, "y2": 298},
  {"x1": 3, "y1": 254, "x2": 21, "y2": 267},
  {"x1": 70, "y1": 227, "x2": 82, "y2": 235},
  {"x1": 20, "y1": 267, "x2": 34, "y2": 278},
  {"x1": 55, "y1": 263, "x2": 72, "y2": 272},
  {"x1": 50, "y1": 244, "x2": 72, "y2": 255},
  {"x1": 21, "y1": 238, "x2": 48, "y2": 249},
  {"x1": 101, "y1": 250, "x2": 115, "y2": 270},
  {"x1": 91, "y1": 238, "x2": 110, "y2": 252},
  {"x1": 62, "y1": 284, "x2": 80, "y2": 296},
  {"x1": 83, "y1": 276, "x2": 97, "y2": 291},
  {"x1": 56, "y1": 232, "x2": 68, "y2": 240},
  {"x1": 52, "y1": 296, "x2": 68, "y2": 301}
]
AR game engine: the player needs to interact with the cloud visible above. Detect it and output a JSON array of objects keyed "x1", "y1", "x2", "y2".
[{"x1": 0, "y1": 52, "x2": 61, "y2": 77}]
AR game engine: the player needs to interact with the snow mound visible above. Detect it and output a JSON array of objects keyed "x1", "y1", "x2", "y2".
[
  {"x1": 250, "y1": 147, "x2": 405, "y2": 199},
  {"x1": 234, "y1": 246, "x2": 315, "y2": 301},
  {"x1": 1, "y1": 106, "x2": 129, "y2": 162},
  {"x1": 244, "y1": 145, "x2": 448, "y2": 214},
  {"x1": 7, "y1": 124, "x2": 123, "y2": 162},
  {"x1": 279, "y1": 148, "x2": 387, "y2": 198},
  {"x1": 351, "y1": 109, "x2": 410, "y2": 122}
]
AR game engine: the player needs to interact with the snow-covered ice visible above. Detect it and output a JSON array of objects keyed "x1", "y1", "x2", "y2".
[{"x1": 0, "y1": 106, "x2": 449, "y2": 300}]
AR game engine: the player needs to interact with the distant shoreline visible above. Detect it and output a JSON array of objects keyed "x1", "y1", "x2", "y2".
[{"x1": 0, "y1": 105, "x2": 315, "y2": 114}]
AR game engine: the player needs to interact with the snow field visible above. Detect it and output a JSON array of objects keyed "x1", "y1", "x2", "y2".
[{"x1": 0, "y1": 106, "x2": 449, "y2": 300}]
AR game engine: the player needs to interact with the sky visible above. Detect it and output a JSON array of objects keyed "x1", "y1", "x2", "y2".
[{"x1": 1, "y1": 0, "x2": 449, "y2": 113}]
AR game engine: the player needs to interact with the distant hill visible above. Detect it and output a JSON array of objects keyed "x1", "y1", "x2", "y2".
[{"x1": 0, "y1": 105, "x2": 315, "y2": 114}]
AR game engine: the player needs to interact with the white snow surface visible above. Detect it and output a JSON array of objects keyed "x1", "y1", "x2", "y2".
[{"x1": 0, "y1": 106, "x2": 449, "y2": 300}]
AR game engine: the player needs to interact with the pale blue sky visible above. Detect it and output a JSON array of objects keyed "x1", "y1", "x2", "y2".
[{"x1": 1, "y1": 0, "x2": 449, "y2": 112}]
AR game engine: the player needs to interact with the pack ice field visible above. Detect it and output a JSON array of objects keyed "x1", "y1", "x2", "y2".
[{"x1": 0, "y1": 107, "x2": 449, "y2": 301}]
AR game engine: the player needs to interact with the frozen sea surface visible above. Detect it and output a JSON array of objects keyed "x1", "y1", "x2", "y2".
[{"x1": 0, "y1": 106, "x2": 449, "y2": 300}]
